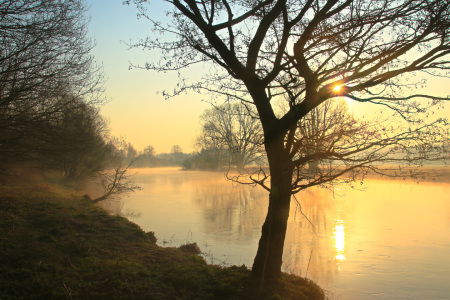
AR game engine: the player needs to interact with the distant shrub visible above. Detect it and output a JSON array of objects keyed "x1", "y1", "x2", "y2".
[
  {"x1": 146, "y1": 231, "x2": 157, "y2": 244},
  {"x1": 178, "y1": 242, "x2": 201, "y2": 255}
]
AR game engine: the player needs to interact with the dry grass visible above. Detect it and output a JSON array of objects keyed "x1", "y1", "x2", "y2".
[{"x1": 0, "y1": 185, "x2": 325, "y2": 299}]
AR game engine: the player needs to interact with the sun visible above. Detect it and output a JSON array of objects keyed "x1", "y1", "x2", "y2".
[{"x1": 333, "y1": 85, "x2": 342, "y2": 92}]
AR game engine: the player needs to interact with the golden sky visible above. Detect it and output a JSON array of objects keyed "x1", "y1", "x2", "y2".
[
  {"x1": 87, "y1": 0, "x2": 450, "y2": 154},
  {"x1": 88, "y1": 0, "x2": 210, "y2": 153}
]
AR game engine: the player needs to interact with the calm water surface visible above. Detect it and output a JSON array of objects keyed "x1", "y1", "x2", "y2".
[{"x1": 103, "y1": 167, "x2": 450, "y2": 300}]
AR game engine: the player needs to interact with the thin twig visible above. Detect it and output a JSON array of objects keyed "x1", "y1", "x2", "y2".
[
  {"x1": 305, "y1": 248, "x2": 313, "y2": 278},
  {"x1": 293, "y1": 194, "x2": 316, "y2": 233}
]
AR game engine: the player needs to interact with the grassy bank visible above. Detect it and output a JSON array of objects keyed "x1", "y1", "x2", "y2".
[{"x1": 0, "y1": 185, "x2": 325, "y2": 299}]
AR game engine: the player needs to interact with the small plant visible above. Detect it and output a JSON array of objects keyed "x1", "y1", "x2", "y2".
[
  {"x1": 146, "y1": 231, "x2": 157, "y2": 244},
  {"x1": 178, "y1": 242, "x2": 201, "y2": 255}
]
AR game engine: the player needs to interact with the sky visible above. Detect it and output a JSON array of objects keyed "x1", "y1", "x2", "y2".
[
  {"x1": 87, "y1": 0, "x2": 210, "y2": 153},
  {"x1": 86, "y1": 0, "x2": 450, "y2": 154}
]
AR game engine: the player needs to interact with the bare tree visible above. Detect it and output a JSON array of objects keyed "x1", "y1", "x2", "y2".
[
  {"x1": 0, "y1": 0, "x2": 104, "y2": 169},
  {"x1": 296, "y1": 99, "x2": 355, "y2": 171},
  {"x1": 124, "y1": 142, "x2": 138, "y2": 160},
  {"x1": 127, "y1": 0, "x2": 450, "y2": 286},
  {"x1": 92, "y1": 160, "x2": 142, "y2": 204},
  {"x1": 143, "y1": 145, "x2": 156, "y2": 157},
  {"x1": 171, "y1": 145, "x2": 183, "y2": 154},
  {"x1": 41, "y1": 96, "x2": 113, "y2": 180},
  {"x1": 198, "y1": 102, "x2": 264, "y2": 170},
  {"x1": 0, "y1": 0, "x2": 102, "y2": 104}
]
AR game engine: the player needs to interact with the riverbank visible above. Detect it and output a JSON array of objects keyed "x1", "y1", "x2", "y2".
[
  {"x1": 362, "y1": 165, "x2": 450, "y2": 183},
  {"x1": 0, "y1": 185, "x2": 325, "y2": 299}
]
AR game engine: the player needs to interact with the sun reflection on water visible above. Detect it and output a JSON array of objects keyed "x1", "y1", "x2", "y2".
[{"x1": 334, "y1": 221, "x2": 346, "y2": 268}]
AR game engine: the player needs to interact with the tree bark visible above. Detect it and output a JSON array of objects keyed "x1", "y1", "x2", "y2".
[{"x1": 251, "y1": 136, "x2": 293, "y2": 286}]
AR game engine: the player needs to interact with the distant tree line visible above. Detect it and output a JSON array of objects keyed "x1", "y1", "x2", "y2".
[
  {"x1": 0, "y1": 0, "x2": 139, "y2": 204},
  {"x1": 184, "y1": 100, "x2": 358, "y2": 172},
  {"x1": 183, "y1": 103, "x2": 265, "y2": 171},
  {"x1": 0, "y1": 0, "x2": 108, "y2": 180},
  {"x1": 121, "y1": 144, "x2": 194, "y2": 168}
]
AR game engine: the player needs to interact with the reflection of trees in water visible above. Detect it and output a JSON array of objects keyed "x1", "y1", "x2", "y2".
[
  {"x1": 193, "y1": 182, "x2": 268, "y2": 244},
  {"x1": 128, "y1": 168, "x2": 356, "y2": 284},
  {"x1": 99, "y1": 199, "x2": 142, "y2": 220},
  {"x1": 133, "y1": 170, "x2": 186, "y2": 191},
  {"x1": 193, "y1": 179, "x2": 352, "y2": 283},
  {"x1": 134, "y1": 168, "x2": 219, "y2": 193},
  {"x1": 283, "y1": 187, "x2": 352, "y2": 285}
]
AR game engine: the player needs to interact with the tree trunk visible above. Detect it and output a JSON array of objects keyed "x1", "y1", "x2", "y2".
[{"x1": 251, "y1": 137, "x2": 293, "y2": 286}]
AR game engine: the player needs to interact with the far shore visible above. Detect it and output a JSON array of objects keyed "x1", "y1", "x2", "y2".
[
  {"x1": 130, "y1": 164, "x2": 450, "y2": 184},
  {"x1": 362, "y1": 165, "x2": 450, "y2": 183}
]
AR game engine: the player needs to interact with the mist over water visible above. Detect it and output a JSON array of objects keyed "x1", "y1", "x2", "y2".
[{"x1": 102, "y1": 167, "x2": 450, "y2": 300}]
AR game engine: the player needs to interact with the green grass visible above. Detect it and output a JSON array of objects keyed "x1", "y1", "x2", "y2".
[{"x1": 0, "y1": 185, "x2": 325, "y2": 299}]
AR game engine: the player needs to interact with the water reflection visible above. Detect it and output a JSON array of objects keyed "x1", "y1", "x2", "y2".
[
  {"x1": 99, "y1": 198, "x2": 142, "y2": 219},
  {"x1": 193, "y1": 182, "x2": 268, "y2": 244},
  {"x1": 334, "y1": 222, "x2": 346, "y2": 263},
  {"x1": 111, "y1": 168, "x2": 450, "y2": 300},
  {"x1": 282, "y1": 188, "x2": 351, "y2": 283}
]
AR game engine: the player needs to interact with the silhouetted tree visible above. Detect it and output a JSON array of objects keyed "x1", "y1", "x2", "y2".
[
  {"x1": 295, "y1": 99, "x2": 355, "y2": 172},
  {"x1": 182, "y1": 148, "x2": 223, "y2": 170},
  {"x1": 168, "y1": 144, "x2": 185, "y2": 165},
  {"x1": 143, "y1": 145, "x2": 156, "y2": 157},
  {"x1": 127, "y1": 0, "x2": 450, "y2": 286},
  {"x1": 40, "y1": 97, "x2": 113, "y2": 180},
  {"x1": 0, "y1": 0, "x2": 103, "y2": 170},
  {"x1": 171, "y1": 145, "x2": 183, "y2": 154},
  {"x1": 92, "y1": 160, "x2": 142, "y2": 203},
  {"x1": 124, "y1": 142, "x2": 138, "y2": 160},
  {"x1": 133, "y1": 144, "x2": 191, "y2": 167},
  {"x1": 198, "y1": 102, "x2": 265, "y2": 170}
]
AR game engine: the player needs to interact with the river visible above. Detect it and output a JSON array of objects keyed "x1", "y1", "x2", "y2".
[{"x1": 101, "y1": 167, "x2": 450, "y2": 300}]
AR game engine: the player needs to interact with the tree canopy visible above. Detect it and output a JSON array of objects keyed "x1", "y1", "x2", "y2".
[
  {"x1": 0, "y1": 0, "x2": 102, "y2": 104},
  {"x1": 0, "y1": 0, "x2": 104, "y2": 173},
  {"x1": 127, "y1": 0, "x2": 450, "y2": 287},
  {"x1": 197, "y1": 102, "x2": 264, "y2": 170}
]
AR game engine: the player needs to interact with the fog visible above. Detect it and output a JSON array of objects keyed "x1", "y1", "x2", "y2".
[{"x1": 101, "y1": 167, "x2": 450, "y2": 299}]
